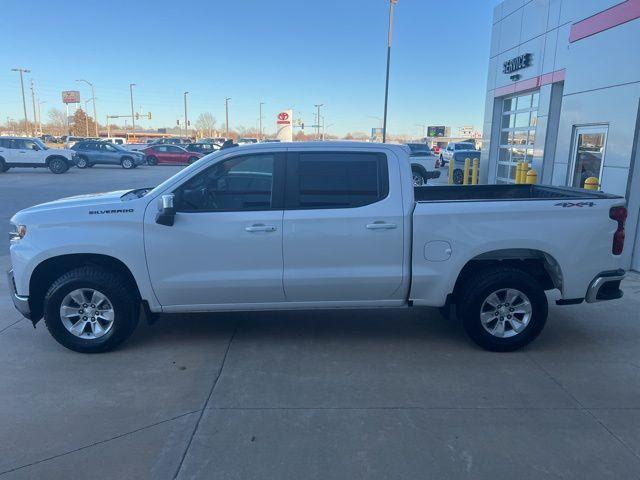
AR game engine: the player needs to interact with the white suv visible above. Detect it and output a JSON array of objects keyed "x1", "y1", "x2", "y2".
[{"x1": 0, "y1": 137, "x2": 77, "y2": 174}]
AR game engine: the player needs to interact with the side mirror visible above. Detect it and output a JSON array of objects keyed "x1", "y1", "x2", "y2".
[{"x1": 156, "y1": 194, "x2": 176, "y2": 226}]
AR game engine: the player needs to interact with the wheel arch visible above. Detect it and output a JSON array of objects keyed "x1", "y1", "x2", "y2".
[
  {"x1": 449, "y1": 248, "x2": 563, "y2": 303},
  {"x1": 28, "y1": 253, "x2": 141, "y2": 322}
]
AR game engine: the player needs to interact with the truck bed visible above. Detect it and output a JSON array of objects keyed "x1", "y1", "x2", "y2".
[{"x1": 414, "y1": 184, "x2": 622, "y2": 203}]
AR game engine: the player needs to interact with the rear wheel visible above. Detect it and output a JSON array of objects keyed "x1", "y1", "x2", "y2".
[
  {"x1": 44, "y1": 266, "x2": 140, "y2": 353},
  {"x1": 147, "y1": 155, "x2": 158, "y2": 166},
  {"x1": 412, "y1": 168, "x2": 425, "y2": 186},
  {"x1": 457, "y1": 266, "x2": 548, "y2": 351},
  {"x1": 0, "y1": 158, "x2": 9, "y2": 172},
  {"x1": 48, "y1": 157, "x2": 69, "y2": 174},
  {"x1": 121, "y1": 157, "x2": 134, "y2": 169},
  {"x1": 453, "y1": 168, "x2": 464, "y2": 185}
]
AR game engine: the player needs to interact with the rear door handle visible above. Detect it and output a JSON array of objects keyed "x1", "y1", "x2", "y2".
[
  {"x1": 366, "y1": 222, "x2": 397, "y2": 230},
  {"x1": 245, "y1": 224, "x2": 277, "y2": 232}
]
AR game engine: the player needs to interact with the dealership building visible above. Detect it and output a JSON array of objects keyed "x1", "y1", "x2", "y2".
[{"x1": 480, "y1": 0, "x2": 640, "y2": 270}]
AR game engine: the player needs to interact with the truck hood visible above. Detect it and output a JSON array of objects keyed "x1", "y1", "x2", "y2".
[{"x1": 16, "y1": 190, "x2": 132, "y2": 215}]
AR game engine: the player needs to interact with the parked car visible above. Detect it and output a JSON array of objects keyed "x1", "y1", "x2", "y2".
[
  {"x1": 71, "y1": 141, "x2": 146, "y2": 169},
  {"x1": 0, "y1": 136, "x2": 76, "y2": 174},
  {"x1": 143, "y1": 144, "x2": 203, "y2": 165},
  {"x1": 449, "y1": 150, "x2": 482, "y2": 185},
  {"x1": 440, "y1": 142, "x2": 477, "y2": 166},
  {"x1": 406, "y1": 143, "x2": 441, "y2": 186},
  {"x1": 40, "y1": 134, "x2": 58, "y2": 144},
  {"x1": 199, "y1": 137, "x2": 226, "y2": 145},
  {"x1": 63, "y1": 136, "x2": 86, "y2": 149},
  {"x1": 102, "y1": 137, "x2": 127, "y2": 145},
  {"x1": 184, "y1": 143, "x2": 219, "y2": 155},
  {"x1": 7, "y1": 142, "x2": 628, "y2": 353},
  {"x1": 150, "y1": 137, "x2": 192, "y2": 145},
  {"x1": 237, "y1": 137, "x2": 258, "y2": 145}
]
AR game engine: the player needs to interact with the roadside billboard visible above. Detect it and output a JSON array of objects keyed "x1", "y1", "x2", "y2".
[
  {"x1": 427, "y1": 126, "x2": 446, "y2": 137},
  {"x1": 62, "y1": 91, "x2": 81, "y2": 104},
  {"x1": 276, "y1": 110, "x2": 293, "y2": 142}
]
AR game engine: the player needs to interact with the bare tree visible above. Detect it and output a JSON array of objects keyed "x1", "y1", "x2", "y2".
[
  {"x1": 195, "y1": 112, "x2": 216, "y2": 137},
  {"x1": 47, "y1": 108, "x2": 67, "y2": 135}
]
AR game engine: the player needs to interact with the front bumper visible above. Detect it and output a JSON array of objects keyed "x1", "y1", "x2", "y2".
[
  {"x1": 134, "y1": 155, "x2": 146, "y2": 165},
  {"x1": 585, "y1": 269, "x2": 625, "y2": 303},
  {"x1": 6, "y1": 269, "x2": 31, "y2": 319}
]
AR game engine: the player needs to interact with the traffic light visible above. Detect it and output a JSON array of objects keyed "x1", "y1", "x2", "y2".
[
  {"x1": 187, "y1": 120, "x2": 191, "y2": 126},
  {"x1": 301, "y1": 123, "x2": 304, "y2": 130},
  {"x1": 135, "y1": 112, "x2": 140, "y2": 120},
  {"x1": 176, "y1": 119, "x2": 180, "y2": 125},
  {"x1": 147, "y1": 112, "x2": 152, "y2": 120}
]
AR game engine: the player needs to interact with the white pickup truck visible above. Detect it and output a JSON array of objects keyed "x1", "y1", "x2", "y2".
[{"x1": 7, "y1": 142, "x2": 628, "y2": 353}]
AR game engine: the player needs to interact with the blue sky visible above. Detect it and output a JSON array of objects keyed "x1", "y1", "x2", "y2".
[{"x1": 0, "y1": 0, "x2": 494, "y2": 137}]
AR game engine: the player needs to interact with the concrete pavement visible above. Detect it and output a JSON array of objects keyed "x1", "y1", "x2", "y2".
[{"x1": 1, "y1": 166, "x2": 639, "y2": 479}]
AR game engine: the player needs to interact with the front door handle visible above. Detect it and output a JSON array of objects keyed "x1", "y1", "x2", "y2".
[
  {"x1": 366, "y1": 221, "x2": 397, "y2": 230},
  {"x1": 245, "y1": 224, "x2": 277, "y2": 233}
]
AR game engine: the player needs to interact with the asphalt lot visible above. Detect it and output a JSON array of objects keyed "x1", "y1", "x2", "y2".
[{"x1": 1, "y1": 165, "x2": 640, "y2": 479}]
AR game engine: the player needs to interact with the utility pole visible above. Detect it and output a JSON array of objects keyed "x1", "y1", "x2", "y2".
[
  {"x1": 259, "y1": 102, "x2": 264, "y2": 141},
  {"x1": 129, "y1": 83, "x2": 136, "y2": 137},
  {"x1": 11, "y1": 68, "x2": 31, "y2": 135},
  {"x1": 225, "y1": 97, "x2": 231, "y2": 138},
  {"x1": 30, "y1": 79, "x2": 38, "y2": 136},
  {"x1": 314, "y1": 104, "x2": 323, "y2": 140},
  {"x1": 382, "y1": 0, "x2": 398, "y2": 143},
  {"x1": 77, "y1": 79, "x2": 98, "y2": 137},
  {"x1": 84, "y1": 99, "x2": 94, "y2": 136},
  {"x1": 183, "y1": 91, "x2": 189, "y2": 138},
  {"x1": 37, "y1": 100, "x2": 46, "y2": 134}
]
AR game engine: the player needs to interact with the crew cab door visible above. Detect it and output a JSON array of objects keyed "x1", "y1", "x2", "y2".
[
  {"x1": 144, "y1": 152, "x2": 286, "y2": 307},
  {"x1": 282, "y1": 150, "x2": 405, "y2": 302}
]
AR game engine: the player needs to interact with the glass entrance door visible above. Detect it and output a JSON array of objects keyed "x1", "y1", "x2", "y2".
[{"x1": 569, "y1": 126, "x2": 608, "y2": 188}]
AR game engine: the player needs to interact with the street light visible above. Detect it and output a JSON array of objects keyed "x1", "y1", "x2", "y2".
[
  {"x1": 129, "y1": 83, "x2": 136, "y2": 137},
  {"x1": 84, "y1": 98, "x2": 94, "y2": 136},
  {"x1": 37, "y1": 100, "x2": 47, "y2": 135},
  {"x1": 11, "y1": 68, "x2": 31, "y2": 135},
  {"x1": 77, "y1": 79, "x2": 98, "y2": 137},
  {"x1": 314, "y1": 104, "x2": 324, "y2": 140},
  {"x1": 225, "y1": 97, "x2": 231, "y2": 138},
  {"x1": 382, "y1": 0, "x2": 398, "y2": 143},
  {"x1": 183, "y1": 92, "x2": 189, "y2": 138},
  {"x1": 259, "y1": 102, "x2": 265, "y2": 141}
]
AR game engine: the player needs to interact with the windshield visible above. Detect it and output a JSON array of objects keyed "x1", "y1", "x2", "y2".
[
  {"x1": 408, "y1": 143, "x2": 430, "y2": 153},
  {"x1": 455, "y1": 143, "x2": 475, "y2": 150}
]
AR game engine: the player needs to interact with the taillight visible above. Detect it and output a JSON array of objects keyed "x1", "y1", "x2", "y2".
[{"x1": 609, "y1": 206, "x2": 627, "y2": 255}]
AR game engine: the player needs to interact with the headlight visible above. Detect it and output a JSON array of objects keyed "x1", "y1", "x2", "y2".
[{"x1": 9, "y1": 224, "x2": 27, "y2": 241}]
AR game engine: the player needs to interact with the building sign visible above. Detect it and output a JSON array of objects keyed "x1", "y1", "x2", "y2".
[
  {"x1": 61, "y1": 90, "x2": 81, "y2": 104},
  {"x1": 276, "y1": 109, "x2": 293, "y2": 142},
  {"x1": 371, "y1": 127, "x2": 384, "y2": 142},
  {"x1": 427, "y1": 126, "x2": 446, "y2": 137},
  {"x1": 503, "y1": 53, "x2": 532, "y2": 74}
]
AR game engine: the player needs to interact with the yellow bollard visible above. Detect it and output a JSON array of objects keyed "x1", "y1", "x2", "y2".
[
  {"x1": 463, "y1": 158, "x2": 470, "y2": 185},
  {"x1": 584, "y1": 177, "x2": 600, "y2": 190},
  {"x1": 471, "y1": 158, "x2": 479, "y2": 185},
  {"x1": 515, "y1": 162, "x2": 522, "y2": 184},
  {"x1": 448, "y1": 155, "x2": 454, "y2": 185},
  {"x1": 525, "y1": 168, "x2": 537, "y2": 184}
]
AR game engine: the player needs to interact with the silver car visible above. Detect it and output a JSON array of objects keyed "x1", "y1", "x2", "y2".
[{"x1": 71, "y1": 141, "x2": 146, "y2": 169}]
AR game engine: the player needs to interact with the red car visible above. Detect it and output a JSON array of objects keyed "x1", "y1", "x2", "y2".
[{"x1": 143, "y1": 145, "x2": 203, "y2": 166}]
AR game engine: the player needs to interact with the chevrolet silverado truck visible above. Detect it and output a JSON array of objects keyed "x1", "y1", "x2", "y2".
[{"x1": 7, "y1": 142, "x2": 627, "y2": 353}]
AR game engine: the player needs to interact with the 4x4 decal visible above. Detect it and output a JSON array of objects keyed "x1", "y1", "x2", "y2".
[{"x1": 554, "y1": 202, "x2": 595, "y2": 208}]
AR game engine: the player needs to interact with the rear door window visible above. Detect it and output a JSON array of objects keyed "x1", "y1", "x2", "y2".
[{"x1": 285, "y1": 152, "x2": 388, "y2": 209}]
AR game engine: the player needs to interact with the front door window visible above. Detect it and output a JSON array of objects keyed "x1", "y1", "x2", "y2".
[{"x1": 570, "y1": 126, "x2": 608, "y2": 188}]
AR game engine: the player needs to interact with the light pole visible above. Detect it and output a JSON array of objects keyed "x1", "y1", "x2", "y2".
[
  {"x1": 225, "y1": 97, "x2": 231, "y2": 138},
  {"x1": 37, "y1": 100, "x2": 47, "y2": 135},
  {"x1": 259, "y1": 101, "x2": 265, "y2": 141},
  {"x1": 84, "y1": 99, "x2": 95, "y2": 136},
  {"x1": 314, "y1": 104, "x2": 323, "y2": 140},
  {"x1": 30, "y1": 79, "x2": 38, "y2": 136},
  {"x1": 77, "y1": 79, "x2": 98, "y2": 137},
  {"x1": 382, "y1": 0, "x2": 398, "y2": 143},
  {"x1": 11, "y1": 68, "x2": 31, "y2": 135},
  {"x1": 183, "y1": 92, "x2": 189, "y2": 138},
  {"x1": 129, "y1": 83, "x2": 136, "y2": 137}
]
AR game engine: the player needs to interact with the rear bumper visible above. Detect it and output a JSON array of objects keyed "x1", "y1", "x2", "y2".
[
  {"x1": 6, "y1": 269, "x2": 31, "y2": 319},
  {"x1": 585, "y1": 269, "x2": 625, "y2": 303}
]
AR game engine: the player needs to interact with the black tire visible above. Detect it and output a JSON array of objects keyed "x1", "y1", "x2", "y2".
[
  {"x1": 188, "y1": 156, "x2": 199, "y2": 164},
  {"x1": 48, "y1": 157, "x2": 69, "y2": 174},
  {"x1": 411, "y1": 168, "x2": 425, "y2": 187},
  {"x1": 76, "y1": 156, "x2": 89, "y2": 168},
  {"x1": 121, "y1": 157, "x2": 134, "y2": 169},
  {"x1": 457, "y1": 266, "x2": 548, "y2": 352},
  {"x1": 147, "y1": 155, "x2": 158, "y2": 166},
  {"x1": 0, "y1": 158, "x2": 9, "y2": 172},
  {"x1": 44, "y1": 266, "x2": 140, "y2": 353},
  {"x1": 453, "y1": 168, "x2": 464, "y2": 185}
]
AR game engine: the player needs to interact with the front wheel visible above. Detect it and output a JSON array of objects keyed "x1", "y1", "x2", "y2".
[
  {"x1": 48, "y1": 158, "x2": 69, "y2": 174},
  {"x1": 121, "y1": 157, "x2": 134, "y2": 169},
  {"x1": 457, "y1": 266, "x2": 548, "y2": 351},
  {"x1": 44, "y1": 266, "x2": 140, "y2": 353}
]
